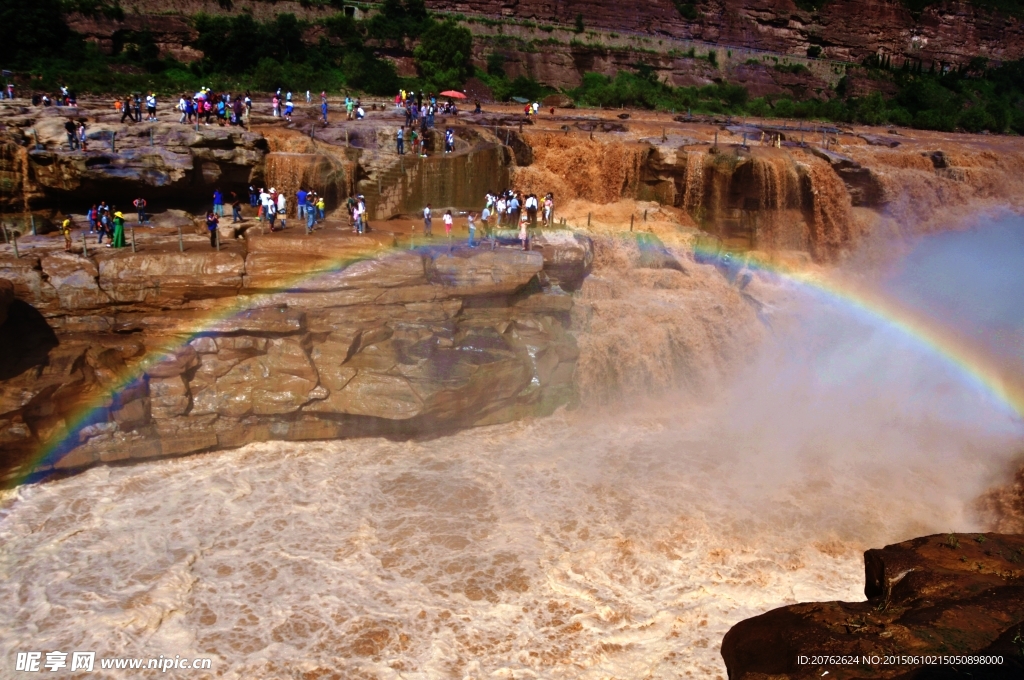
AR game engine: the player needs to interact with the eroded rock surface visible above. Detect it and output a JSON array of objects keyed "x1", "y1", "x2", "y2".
[
  {"x1": 721, "y1": 532, "x2": 1024, "y2": 679},
  {"x1": 0, "y1": 229, "x2": 592, "y2": 484}
]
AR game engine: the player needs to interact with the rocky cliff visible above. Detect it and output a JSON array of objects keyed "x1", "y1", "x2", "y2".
[
  {"x1": 0, "y1": 226, "x2": 591, "y2": 484},
  {"x1": 51, "y1": 0, "x2": 1024, "y2": 87},
  {"x1": 721, "y1": 532, "x2": 1024, "y2": 678},
  {"x1": 430, "y1": 0, "x2": 1024, "y2": 65}
]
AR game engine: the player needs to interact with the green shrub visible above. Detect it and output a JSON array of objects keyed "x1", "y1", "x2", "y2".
[{"x1": 413, "y1": 19, "x2": 473, "y2": 90}]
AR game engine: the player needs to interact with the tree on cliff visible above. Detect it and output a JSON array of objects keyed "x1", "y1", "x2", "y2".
[
  {"x1": 413, "y1": 20, "x2": 473, "y2": 91},
  {"x1": 0, "y1": 0, "x2": 71, "y2": 68}
]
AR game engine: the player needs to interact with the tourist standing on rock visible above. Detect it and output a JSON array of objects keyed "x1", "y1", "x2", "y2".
[
  {"x1": 480, "y1": 203, "x2": 490, "y2": 242},
  {"x1": 233, "y1": 96, "x2": 244, "y2": 127},
  {"x1": 396, "y1": 127, "x2": 404, "y2": 155},
  {"x1": 444, "y1": 127, "x2": 454, "y2": 153},
  {"x1": 213, "y1": 188, "x2": 224, "y2": 217},
  {"x1": 277, "y1": 193, "x2": 287, "y2": 229},
  {"x1": 306, "y1": 90, "x2": 311, "y2": 103},
  {"x1": 97, "y1": 203, "x2": 111, "y2": 244},
  {"x1": 409, "y1": 128, "x2": 419, "y2": 155},
  {"x1": 133, "y1": 197, "x2": 147, "y2": 224},
  {"x1": 495, "y1": 194, "x2": 507, "y2": 227},
  {"x1": 64, "y1": 119, "x2": 78, "y2": 150},
  {"x1": 508, "y1": 193, "x2": 520, "y2": 225},
  {"x1": 519, "y1": 211, "x2": 529, "y2": 251},
  {"x1": 77, "y1": 121, "x2": 88, "y2": 151},
  {"x1": 306, "y1": 193, "x2": 316, "y2": 232},
  {"x1": 206, "y1": 212, "x2": 219, "y2": 247},
  {"x1": 87, "y1": 204, "x2": 98, "y2": 233},
  {"x1": 346, "y1": 195, "x2": 357, "y2": 230},
  {"x1": 133, "y1": 94, "x2": 142, "y2": 124},
  {"x1": 423, "y1": 204, "x2": 432, "y2": 236},
  {"x1": 59, "y1": 216, "x2": 73, "y2": 252},
  {"x1": 111, "y1": 211, "x2": 126, "y2": 248},
  {"x1": 296, "y1": 187, "x2": 307, "y2": 220},
  {"x1": 467, "y1": 212, "x2": 476, "y2": 248},
  {"x1": 353, "y1": 196, "x2": 364, "y2": 234},
  {"x1": 321, "y1": 98, "x2": 329, "y2": 125},
  {"x1": 316, "y1": 194, "x2": 325, "y2": 222},
  {"x1": 266, "y1": 198, "x2": 278, "y2": 231},
  {"x1": 230, "y1": 192, "x2": 242, "y2": 223},
  {"x1": 178, "y1": 95, "x2": 187, "y2": 123},
  {"x1": 543, "y1": 193, "x2": 553, "y2": 227},
  {"x1": 284, "y1": 99, "x2": 294, "y2": 122},
  {"x1": 272, "y1": 94, "x2": 280, "y2": 117},
  {"x1": 443, "y1": 209, "x2": 453, "y2": 243},
  {"x1": 525, "y1": 193, "x2": 538, "y2": 227},
  {"x1": 146, "y1": 93, "x2": 157, "y2": 121},
  {"x1": 120, "y1": 95, "x2": 134, "y2": 123}
]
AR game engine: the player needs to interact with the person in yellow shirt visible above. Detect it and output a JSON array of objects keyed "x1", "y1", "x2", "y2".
[
  {"x1": 60, "y1": 217, "x2": 73, "y2": 252},
  {"x1": 316, "y1": 196, "x2": 325, "y2": 222}
]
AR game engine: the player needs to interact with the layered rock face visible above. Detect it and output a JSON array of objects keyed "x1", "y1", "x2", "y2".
[
  {"x1": 0, "y1": 103, "x2": 267, "y2": 211},
  {"x1": 430, "y1": 0, "x2": 1024, "y2": 65},
  {"x1": 0, "y1": 228, "x2": 590, "y2": 483},
  {"x1": 721, "y1": 532, "x2": 1024, "y2": 679}
]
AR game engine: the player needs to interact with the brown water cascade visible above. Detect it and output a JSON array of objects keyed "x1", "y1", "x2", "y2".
[
  {"x1": 513, "y1": 133, "x2": 648, "y2": 203},
  {"x1": 263, "y1": 152, "x2": 351, "y2": 215}
]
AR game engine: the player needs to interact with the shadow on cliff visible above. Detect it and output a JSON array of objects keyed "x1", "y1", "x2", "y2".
[{"x1": 0, "y1": 300, "x2": 58, "y2": 381}]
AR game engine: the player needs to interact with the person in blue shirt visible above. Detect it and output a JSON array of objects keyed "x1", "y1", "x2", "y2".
[
  {"x1": 213, "y1": 189, "x2": 224, "y2": 217},
  {"x1": 305, "y1": 192, "x2": 316, "y2": 233},
  {"x1": 321, "y1": 99, "x2": 328, "y2": 125},
  {"x1": 296, "y1": 188, "x2": 307, "y2": 219},
  {"x1": 397, "y1": 127, "x2": 404, "y2": 155}
]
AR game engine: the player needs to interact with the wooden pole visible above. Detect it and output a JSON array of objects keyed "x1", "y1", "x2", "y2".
[
  {"x1": 1, "y1": 222, "x2": 7, "y2": 243},
  {"x1": 82, "y1": 232, "x2": 88, "y2": 256},
  {"x1": 130, "y1": 224, "x2": 136, "y2": 253},
  {"x1": 630, "y1": 214, "x2": 634, "y2": 232},
  {"x1": 178, "y1": 225, "x2": 184, "y2": 252},
  {"x1": 11, "y1": 231, "x2": 18, "y2": 258},
  {"x1": 30, "y1": 214, "x2": 36, "y2": 236},
  {"x1": 215, "y1": 226, "x2": 220, "y2": 252},
  {"x1": 587, "y1": 213, "x2": 591, "y2": 227}
]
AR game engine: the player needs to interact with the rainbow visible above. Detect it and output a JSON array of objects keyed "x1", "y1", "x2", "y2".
[
  {"x1": 13, "y1": 233, "x2": 1024, "y2": 486},
  {"x1": 690, "y1": 240, "x2": 1024, "y2": 419}
]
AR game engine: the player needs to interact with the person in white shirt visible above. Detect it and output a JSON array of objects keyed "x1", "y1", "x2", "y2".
[
  {"x1": 495, "y1": 196, "x2": 506, "y2": 227},
  {"x1": 356, "y1": 196, "x2": 367, "y2": 233},
  {"x1": 259, "y1": 189, "x2": 271, "y2": 222},
  {"x1": 178, "y1": 96, "x2": 187, "y2": 124},
  {"x1": 277, "y1": 193, "x2": 287, "y2": 229},
  {"x1": 423, "y1": 204, "x2": 432, "y2": 236}
]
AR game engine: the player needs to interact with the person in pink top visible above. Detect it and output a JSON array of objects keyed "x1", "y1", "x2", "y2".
[{"x1": 443, "y1": 210, "x2": 453, "y2": 242}]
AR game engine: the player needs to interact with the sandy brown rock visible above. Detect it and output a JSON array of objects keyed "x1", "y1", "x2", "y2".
[{"x1": 97, "y1": 250, "x2": 245, "y2": 304}]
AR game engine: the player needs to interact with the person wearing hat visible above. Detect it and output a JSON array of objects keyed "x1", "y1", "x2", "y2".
[{"x1": 111, "y1": 211, "x2": 126, "y2": 248}]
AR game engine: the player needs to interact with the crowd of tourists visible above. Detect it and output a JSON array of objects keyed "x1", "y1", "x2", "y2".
[
  {"x1": 175, "y1": 89, "x2": 252, "y2": 127},
  {"x1": 420, "y1": 190, "x2": 554, "y2": 250},
  {"x1": 82, "y1": 202, "x2": 130, "y2": 248}
]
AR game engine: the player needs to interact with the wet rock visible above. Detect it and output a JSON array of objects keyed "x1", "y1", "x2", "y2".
[
  {"x1": 426, "y1": 248, "x2": 544, "y2": 296},
  {"x1": 721, "y1": 532, "x2": 1024, "y2": 679},
  {"x1": 97, "y1": 250, "x2": 245, "y2": 304},
  {"x1": 40, "y1": 252, "x2": 110, "y2": 310},
  {"x1": 529, "y1": 231, "x2": 594, "y2": 290},
  {"x1": 190, "y1": 337, "x2": 318, "y2": 418}
]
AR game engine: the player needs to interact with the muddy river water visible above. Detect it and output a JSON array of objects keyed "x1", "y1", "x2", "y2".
[{"x1": 2, "y1": 220, "x2": 1023, "y2": 679}]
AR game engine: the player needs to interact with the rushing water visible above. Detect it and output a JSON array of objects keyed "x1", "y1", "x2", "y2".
[{"x1": 2, "y1": 221, "x2": 1023, "y2": 679}]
